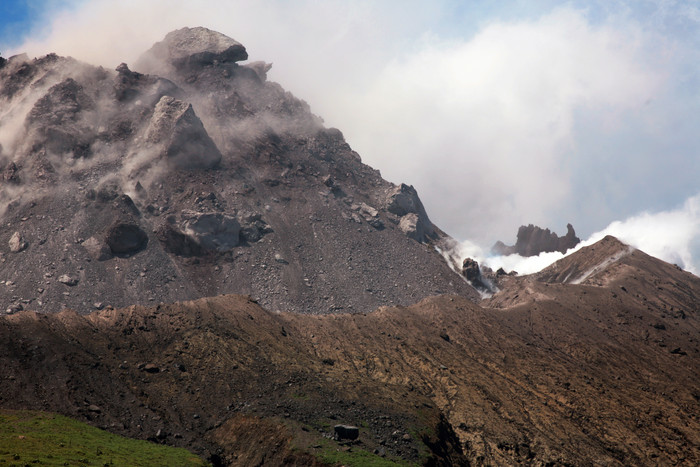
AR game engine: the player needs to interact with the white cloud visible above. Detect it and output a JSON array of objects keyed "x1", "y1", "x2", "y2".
[{"x1": 335, "y1": 8, "x2": 664, "y2": 244}]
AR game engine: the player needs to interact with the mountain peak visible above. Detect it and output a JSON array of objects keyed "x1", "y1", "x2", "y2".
[
  {"x1": 0, "y1": 29, "x2": 478, "y2": 314},
  {"x1": 535, "y1": 235, "x2": 632, "y2": 284}
]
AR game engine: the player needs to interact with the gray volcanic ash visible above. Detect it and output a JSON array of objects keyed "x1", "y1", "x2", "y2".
[{"x1": 0, "y1": 27, "x2": 477, "y2": 315}]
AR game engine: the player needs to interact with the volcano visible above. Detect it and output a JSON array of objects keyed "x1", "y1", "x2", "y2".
[{"x1": 0, "y1": 26, "x2": 476, "y2": 316}]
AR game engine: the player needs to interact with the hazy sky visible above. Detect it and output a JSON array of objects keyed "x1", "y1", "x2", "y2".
[{"x1": 1, "y1": 0, "x2": 699, "y2": 272}]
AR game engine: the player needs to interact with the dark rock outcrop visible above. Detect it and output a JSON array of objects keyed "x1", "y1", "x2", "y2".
[
  {"x1": 462, "y1": 258, "x2": 481, "y2": 283},
  {"x1": 334, "y1": 424, "x2": 360, "y2": 441},
  {"x1": 492, "y1": 223, "x2": 580, "y2": 257},
  {"x1": 180, "y1": 211, "x2": 240, "y2": 252},
  {"x1": 386, "y1": 184, "x2": 435, "y2": 242},
  {"x1": 461, "y1": 257, "x2": 494, "y2": 292},
  {"x1": 105, "y1": 222, "x2": 148, "y2": 255}
]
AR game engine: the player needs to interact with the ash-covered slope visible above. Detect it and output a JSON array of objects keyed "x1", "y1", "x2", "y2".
[
  {"x1": 0, "y1": 27, "x2": 477, "y2": 314},
  {"x1": 1, "y1": 235, "x2": 698, "y2": 466}
]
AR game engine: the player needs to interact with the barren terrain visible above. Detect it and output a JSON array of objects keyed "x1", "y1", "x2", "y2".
[
  {"x1": 1, "y1": 236, "x2": 698, "y2": 465},
  {"x1": 1, "y1": 27, "x2": 699, "y2": 467}
]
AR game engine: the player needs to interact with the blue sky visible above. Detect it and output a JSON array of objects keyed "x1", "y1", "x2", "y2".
[
  {"x1": 1, "y1": 0, "x2": 699, "y2": 272},
  {"x1": 0, "y1": 0, "x2": 32, "y2": 48},
  {"x1": 0, "y1": 1, "x2": 76, "y2": 51}
]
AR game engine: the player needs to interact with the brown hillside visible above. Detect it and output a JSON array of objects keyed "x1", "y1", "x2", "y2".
[{"x1": 1, "y1": 236, "x2": 699, "y2": 465}]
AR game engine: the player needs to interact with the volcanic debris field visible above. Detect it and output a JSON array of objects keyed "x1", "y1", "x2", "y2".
[{"x1": 0, "y1": 27, "x2": 698, "y2": 466}]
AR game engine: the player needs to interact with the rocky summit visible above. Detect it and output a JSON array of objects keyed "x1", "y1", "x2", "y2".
[
  {"x1": 1, "y1": 27, "x2": 699, "y2": 467},
  {"x1": 0, "y1": 26, "x2": 476, "y2": 315}
]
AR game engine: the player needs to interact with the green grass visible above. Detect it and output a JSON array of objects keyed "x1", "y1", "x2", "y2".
[
  {"x1": 290, "y1": 392, "x2": 310, "y2": 400},
  {"x1": 0, "y1": 409, "x2": 207, "y2": 466},
  {"x1": 314, "y1": 439, "x2": 416, "y2": 467}
]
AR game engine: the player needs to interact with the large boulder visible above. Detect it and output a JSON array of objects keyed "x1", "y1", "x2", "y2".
[
  {"x1": 351, "y1": 202, "x2": 384, "y2": 230},
  {"x1": 156, "y1": 222, "x2": 205, "y2": 257},
  {"x1": 181, "y1": 211, "x2": 240, "y2": 252},
  {"x1": 399, "y1": 213, "x2": 425, "y2": 242},
  {"x1": 334, "y1": 425, "x2": 359, "y2": 441},
  {"x1": 135, "y1": 27, "x2": 248, "y2": 75},
  {"x1": 82, "y1": 236, "x2": 113, "y2": 261},
  {"x1": 105, "y1": 222, "x2": 148, "y2": 255},
  {"x1": 8, "y1": 231, "x2": 27, "y2": 253},
  {"x1": 113, "y1": 62, "x2": 179, "y2": 104},
  {"x1": 238, "y1": 211, "x2": 272, "y2": 243},
  {"x1": 146, "y1": 95, "x2": 222, "y2": 169},
  {"x1": 462, "y1": 258, "x2": 481, "y2": 283},
  {"x1": 386, "y1": 183, "x2": 423, "y2": 217}
]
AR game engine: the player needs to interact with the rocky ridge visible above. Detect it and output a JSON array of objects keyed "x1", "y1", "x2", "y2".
[{"x1": 492, "y1": 223, "x2": 580, "y2": 257}]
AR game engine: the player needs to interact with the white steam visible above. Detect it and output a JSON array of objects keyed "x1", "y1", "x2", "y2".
[
  {"x1": 592, "y1": 194, "x2": 700, "y2": 272},
  {"x1": 454, "y1": 193, "x2": 700, "y2": 276}
]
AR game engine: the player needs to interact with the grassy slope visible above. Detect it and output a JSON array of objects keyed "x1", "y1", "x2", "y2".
[{"x1": 0, "y1": 409, "x2": 206, "y2": 466}]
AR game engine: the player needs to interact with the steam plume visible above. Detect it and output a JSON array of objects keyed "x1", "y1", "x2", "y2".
[{"x1": 474, "y1": 194, "x2": 700, "y2": 275}]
